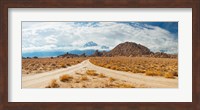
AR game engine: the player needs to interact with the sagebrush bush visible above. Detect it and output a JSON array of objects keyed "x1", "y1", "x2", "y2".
[
  {"x1": 59, "y1": 74, "x2": 73, "y2": 82},
  {"x1": 164, "y1": 72, "x2": 174, "y2": 78},
  {"x1": 98, "y1": 73, "x2": 106, "y2": 78},
  {"x1": 172, "y1": 71, "x2": 178, "y2": 76},
  {"x1": 86, "y1": 70, "x2": 98, "y2": 76},
  {"x1": 49, "y1": 79, "x2": 59, "y2": 88},
  {"x1": 109, "y1": 77, "x2": 115, "y2": 82},
  {"x1": 116, "y1": 83, "x2": 135, "y2": 88},
  {"x1": 80, "y1": 75, "x2": 88, "y2": 81},
  {"x1": 145, "y1": 70, "x2": 157, "y2": 76},
  {"x1": 61, "y1": 64, "x2": 66, "y2": 68}
]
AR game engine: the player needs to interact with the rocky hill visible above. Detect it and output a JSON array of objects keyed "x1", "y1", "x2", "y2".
[
  {"x1": 90, "y1": 50, "x2": 104, "y2": 57},
  {"x1": 91, "y1": 42, "x2": 177, "y2": 58},
  {"x1": 106, "y1": 42, "x2": 152, "y2": 57},
  {"x1": 148, "y1": 52, "x2": 178, "y2": 58},
  {"x1": 57, "y1": 52, "x2": 79, "y2": 58}
]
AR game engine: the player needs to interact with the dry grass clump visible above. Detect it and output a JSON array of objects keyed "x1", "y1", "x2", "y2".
[
  {"x1": 145, "y1": 70, "x2": 156, "y2": 76},
  {"x1": 98, "y1": 73, "x2": 106, "y2": 78},
  {"x1": 105, "y1": 64, "x2": 111, "y2": 69},
  {"x1": 59, "y1": 74, "x2": 73, "y2": 82},
  {"x1": 90, "y1": 57, "x2": 178, "y2": 78},
  {"x1": 61, "y1": 64, "x2": 66, "y2": 68},
  {"x1": 145, "y1": 70, "x2": 162, "y2": 76},
  {"x1": 172, "y1": 71, "x2": 178, "y2": 76},
  {"x1": 80, "y1": 75, "x2": 88, "y2": 81},
  {"x1": 109, "y1": 77, "x2": 115, "y2": 82},
  {"x1": 46, "y1": 79, "x2": 59, "y2": 88},
  {"x1": 75, "y1": 72, "x2": 82, "y2": 75},
  {"x1": 86, "y1": 70, "x2": 98, "y2": 76},
  {"x1": 115, "y1": 83, "x2": 135, "y2": 88},
  {"x1": 164, "y1": 72, "x2": 174, "y2": 79},
  {"x1": 104, "y1": 82, "x2": 135, "y2": 88},
  {"x1": 111, "y1": 66, "x2": 118, "y2": 70}
]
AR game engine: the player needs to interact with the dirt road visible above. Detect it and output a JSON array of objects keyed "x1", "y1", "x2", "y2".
[{"x1": 22, "y1": 59, "x2": 178, "y2": 88}]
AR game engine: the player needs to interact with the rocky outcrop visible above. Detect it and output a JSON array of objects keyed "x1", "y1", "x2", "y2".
[{"x1": 106, "y1": 42, "x2": 152, "y2": 57}]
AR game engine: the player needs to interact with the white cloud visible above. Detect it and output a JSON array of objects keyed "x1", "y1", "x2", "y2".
[
  {"x1": 22, "y1": 22, "x2": 178, "y2": 54},
  {"x1": 45, "y1": 35, "x2": 58, "y2": 44}
]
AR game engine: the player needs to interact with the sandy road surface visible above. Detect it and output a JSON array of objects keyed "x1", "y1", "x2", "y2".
[{"x1": 22, "y1": 59, "x2": 178, "y2": 88}]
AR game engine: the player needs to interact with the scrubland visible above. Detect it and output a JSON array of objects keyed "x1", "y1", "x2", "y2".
[
  {"x1": 90, "y1": 57, "x2": 178, "y2": 78},
  {"x1": 46, "y1": 69, "x2": 138, "y2": 88},
  {"x1": 22, "y1": 57, "x2": 87, "y2": 74},
  {"x1": 22, "y1": 57, "x2": 178, "y2": 88}
]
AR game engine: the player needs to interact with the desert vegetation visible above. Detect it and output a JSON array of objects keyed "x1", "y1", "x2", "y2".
[
  {"x1": 22, "y1": 56, "x2": 178, "y2": 88},
  {"x1": 45, "y1": 69, "x2": 140, "y2": 88},
  {"x1": 90, "y1": 57, "x2": 178, "y2": 78},
  {"x1": 22, "y1": 57, "x2": 87, "y2": 74},
  {"x1": 46, "y1": 79, "x2": 60, "y2": 88}
]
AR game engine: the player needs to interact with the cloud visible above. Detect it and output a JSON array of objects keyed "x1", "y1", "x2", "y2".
[
  {"x1": 45, "y1": 35, "x2": 58, "y2": 44},
  {"x1": 22, "y1": 22, "x2": 178, "y2": 54}
]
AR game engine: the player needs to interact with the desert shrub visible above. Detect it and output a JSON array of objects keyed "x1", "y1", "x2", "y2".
[
  {"x1": 98, "y1": 73, "x2": 106, "y2": 78},
  {"x1": 86, "y1": 70, "x2": 98, "y2": 76},
  {"x1": 75, "y1": 80, "x2": 80, "y2": 83},
  {"x1": 59, "y1": 74, "x2": 73, "y2": 82},
  {"x1": 109, "y1": 77, "x2": 115, "y2": 82},
  {"x1": 115, "y1": 83, "x2": 135, "y2": 88},
  {"x1": 51, "y1": 63, "x2": 56, "y2": 66},
  {"x1": 61, "y1": 64, "x2": 66, "y2": 68},
  {"x1": 155, "y1": 71, "x2": 163, "y2": 76},
  {"x1": 145, "y1": 70, "x2": 158, "y2": 76},
  {"x1": 105, "y1": 64, "x2": 111, "y2": 68},
  {"x1": 75, "y1": 72, "x2": 82, "y2": 75},
  {"x1": 164, "y1": 72, "x2": 174, "y2": 78},
  {"x1": 80, "y1": 76, "x2": 88, "y2": 81},
  {"x1": 123, "y1": 67, "x2": 131, "y2": 72},
  {"x1": 49, "y1": 79, "x2": 59, "y2": 88},
  {"x1": 111, "y1": 66, "x2": 117, "y2": 70},
  {"x1": 172, "y1": 71, "x2": 178, "y2": 76},
  {"x1": 138, "y1": 69, "x2": 146, "y2": 73}
]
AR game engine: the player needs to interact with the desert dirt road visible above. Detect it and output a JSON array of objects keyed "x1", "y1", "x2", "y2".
[{"x1": 22, "y1": 59, "x2": 178, "y2": 88}]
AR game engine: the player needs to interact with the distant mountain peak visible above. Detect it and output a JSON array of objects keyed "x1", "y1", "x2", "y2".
[{"x1": 83, "y1": 41, "x2": 98, "y2": 47}]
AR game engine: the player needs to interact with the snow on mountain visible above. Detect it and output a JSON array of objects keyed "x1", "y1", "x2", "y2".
[{"x1": 83, "y1": 41, "x2": 98, "y2": 47}]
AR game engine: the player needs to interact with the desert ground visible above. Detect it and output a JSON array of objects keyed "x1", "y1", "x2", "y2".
[
  {"x1": 22, "y1": 57, "x2": 87, "y2": 74},
  {"x1": 22, "y1": 57, "x2": 178, "y2": 88},
  {"x1": 90, "y1": 57, "x2": 178, "y2": 78}
]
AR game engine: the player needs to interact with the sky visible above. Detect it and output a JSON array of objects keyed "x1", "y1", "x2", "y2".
[{"x1": 22, "y1": 22, "x2": 178, "y2": 54}]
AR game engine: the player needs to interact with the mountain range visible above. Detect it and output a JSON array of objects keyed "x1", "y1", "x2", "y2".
[
  {"x1": 22, "y1": 41, "x2": 110, "y2": 57},
  {"x1": 22, "y1": 41, "x2": 177, "y2": 58}
]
